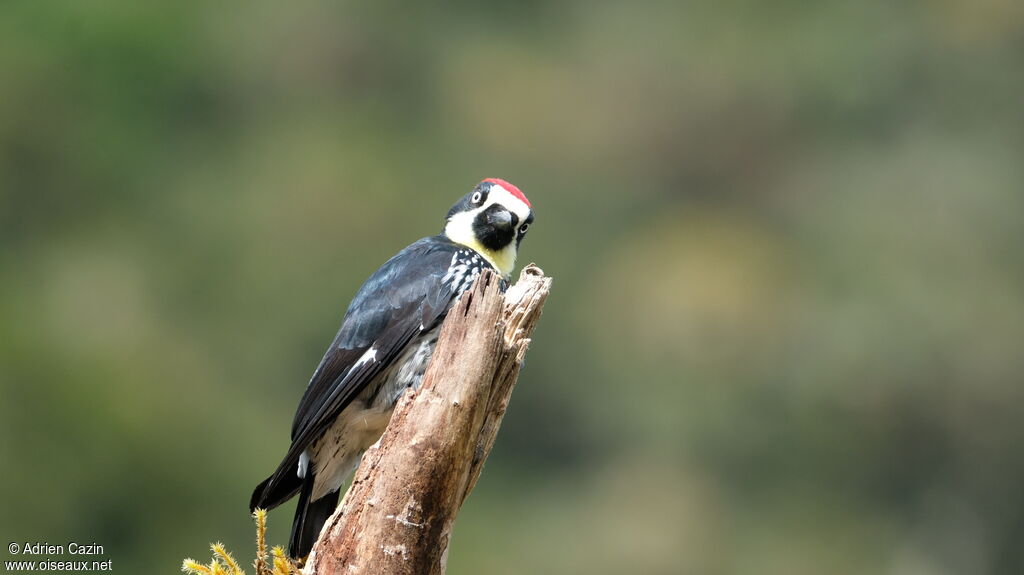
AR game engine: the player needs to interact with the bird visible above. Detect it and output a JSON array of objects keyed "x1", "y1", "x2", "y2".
[{"x1": 250, "y1": 178, "x2": 534, "y2": 559}]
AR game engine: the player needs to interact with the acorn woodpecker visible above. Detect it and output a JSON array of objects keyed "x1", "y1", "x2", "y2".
[{"x1": 250, "y1": 178, "x2": 534, "y2": 559}]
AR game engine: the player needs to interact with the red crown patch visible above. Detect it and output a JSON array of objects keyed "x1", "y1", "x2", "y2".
[{"x1": 483, "y1": 178, "x2": 530, "y2": 208}]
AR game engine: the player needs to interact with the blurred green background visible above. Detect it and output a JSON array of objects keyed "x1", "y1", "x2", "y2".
[{"x1": 3, "y1": 1, "x2": 1024, "y2": 573}]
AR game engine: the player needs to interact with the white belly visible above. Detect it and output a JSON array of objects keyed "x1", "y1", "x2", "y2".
[{"x1": 308, "y1": 399, "x2": 393, "y2": 500}]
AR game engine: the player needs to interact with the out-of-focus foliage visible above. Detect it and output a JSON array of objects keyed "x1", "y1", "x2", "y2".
[
  {"x1": 182, "y1": 511, "x2": 296, "y2": 575},
  {"x1": 2, "y1": 1, "x2": 1023, "y2": 573}
]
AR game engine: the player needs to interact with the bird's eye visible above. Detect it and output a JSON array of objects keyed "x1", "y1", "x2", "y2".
[
  {"x1": 519, "y1": 223, "x2": 530, "y2": 233},
  {"x1": 471, "y1": 192, "x2": 483, "y2": 204}
]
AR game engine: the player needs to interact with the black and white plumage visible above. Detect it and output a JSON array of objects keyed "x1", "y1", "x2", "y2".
[{"x1": 250, "y1": 178, "x2": 533, "y2": 559}]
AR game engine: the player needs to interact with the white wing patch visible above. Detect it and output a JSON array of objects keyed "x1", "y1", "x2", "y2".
[{"x1": 355, "y1": 346, "x2": 378, "y2": 368}]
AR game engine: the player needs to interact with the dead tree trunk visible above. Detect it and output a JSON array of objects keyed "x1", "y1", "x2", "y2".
[{"x1": 303, "y1": 265, "x2": 552, "y2": 575}]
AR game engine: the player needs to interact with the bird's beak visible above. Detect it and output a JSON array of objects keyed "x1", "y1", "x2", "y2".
[{"x1": 486, "y1": 206, "x2": 513, "y2": 231}]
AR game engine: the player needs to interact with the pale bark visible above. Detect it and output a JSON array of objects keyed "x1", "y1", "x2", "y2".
[{"x1": 303, "y1": 264, "x2": 552, "y2": 575}]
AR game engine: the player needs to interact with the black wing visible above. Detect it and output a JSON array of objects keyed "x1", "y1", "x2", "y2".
[{"x1": 252, "y1": 236, "x2": 472, "y2": 509}]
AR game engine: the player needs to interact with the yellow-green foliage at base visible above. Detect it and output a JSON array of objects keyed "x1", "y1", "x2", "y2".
[{"x1": 182, "y1": 510, "x2": 298, "y2": 575}]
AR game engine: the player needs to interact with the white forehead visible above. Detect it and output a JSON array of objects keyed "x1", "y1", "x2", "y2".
[{"x1": 483, "y1": 183, "x2": 531, "y2": 223}]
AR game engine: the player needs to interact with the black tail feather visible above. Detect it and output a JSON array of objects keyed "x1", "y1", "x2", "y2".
[
  {"x1": 288, "y1": 474, "x2": 340, "y2": 559},
  {"x1": 250, "y1": 469, "x2": 302, "y2": 513}
]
